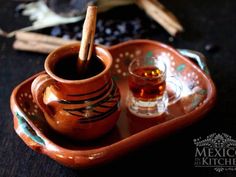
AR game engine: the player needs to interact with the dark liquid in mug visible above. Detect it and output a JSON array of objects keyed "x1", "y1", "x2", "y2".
[{"x1": 54, "y1": 54, "x2": 105, "y2": 80}]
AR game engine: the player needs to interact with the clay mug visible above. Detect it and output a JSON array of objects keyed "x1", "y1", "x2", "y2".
[{"x1": 31, "y1": 43, "x2": 121, "y2": 140}]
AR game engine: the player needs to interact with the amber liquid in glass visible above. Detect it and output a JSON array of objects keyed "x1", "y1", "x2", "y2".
[{"x1": 128, "y1": 66, "x2": 166, "y2": 100}]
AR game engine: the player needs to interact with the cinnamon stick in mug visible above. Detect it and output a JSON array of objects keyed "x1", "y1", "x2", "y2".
[{"x1": 77, "y1": 5, "x2": 97, "y2": 74}]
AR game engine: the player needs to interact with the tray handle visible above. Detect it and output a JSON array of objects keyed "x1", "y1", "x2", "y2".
[
  {"x1": 178, "y1": 49, "x2": 210, "y2": 76},
  {"x1": 15, "y1": 112, "x2": 45, "y2": 150}
]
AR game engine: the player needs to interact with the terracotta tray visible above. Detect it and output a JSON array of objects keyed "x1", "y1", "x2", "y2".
[{"x1": 10, "y1": 40, "x2": 216, "y2": 168}]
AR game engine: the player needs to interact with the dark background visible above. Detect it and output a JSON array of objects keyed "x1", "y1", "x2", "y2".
[{"x1": 0, "y1": 0, "x2": 236, "y2": 177}]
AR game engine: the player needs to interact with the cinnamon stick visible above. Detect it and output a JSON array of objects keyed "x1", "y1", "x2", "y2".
[
  {"x1": 77, "y1": 5, "x2": 97, "y2": 75},
  {"x1": 15, "y1": 31, "x2": 78, "y2": 45},
  {"x1": 13, "y1": 31, "x2": 78, "y2": 53},
  {"x1": 78, "y1": 6, "x2": 97, "y2": 65},
  {"x1": 13, "y1": 40, "x2": 59, "y2": 54},
  {"x1": 136, "y1": 0, "x2": 183, "y2": 36}
]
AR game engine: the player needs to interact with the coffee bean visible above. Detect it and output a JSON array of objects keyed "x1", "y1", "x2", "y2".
[
  {"x1": 73, "y1": 32, "x2": 82, "y2": 40},
  {"x1": 104, "y1": 41, "x2": 112, "y2": 46},
  {"x1": 38, "y1": 7, "x2": 172, "y2": 46},
  {"x1": 105, "y1": 20, "x2": 115, "y2": 26},
  {"x1": 62, "y1": 34, "x2": 70, "y2": 40},
  {"x1": 113, "y1": 30, "x2": 121, "y2": 37},
  {"x1": 96, "y1": 19, "x2": 105, "y2": 32},
  {"x1": 105, "y1": 28, "x2": 112, "y2": 35},
  {"x1": 150, "y1": 23, "x2": 157, "y2": 30},
  {"x1": 132, "y1": 23, "x2": 141, "y2": 31},
  {"x1": 117, "y1": 24, "x2": 126, "y2": 34},
  {"x1": 95, "y1": 37, "x2": 104, "y2": 44},
  {"x1": 204, "y1": 43, "x2": 220, "y2": 53},
  {"x1": 73, "y1": 25, "x2": 81, "y2": 33},
  {"x1": 168, "y1": 37, "x2": 174, "y2": 42},
  {"x1": 121, "y1": 37, "x2": 132, "y2": 42},
  {"x1": 51, "y1": 26, "x2": 62, "y2": 37}
]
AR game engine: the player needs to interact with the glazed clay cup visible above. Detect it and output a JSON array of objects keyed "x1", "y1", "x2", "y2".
[{"x1": 31, "y1": 43, "x2": 121, "y2": 141}]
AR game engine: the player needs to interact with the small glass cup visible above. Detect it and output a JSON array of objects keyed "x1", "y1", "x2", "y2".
[{"x1": 127, "y1": 57, "x2": 181, "y2": 118}]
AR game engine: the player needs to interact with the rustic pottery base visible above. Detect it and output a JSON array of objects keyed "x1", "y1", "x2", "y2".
[{"x1": 10, "y1": 40, "x2": 216, "y2": 168}]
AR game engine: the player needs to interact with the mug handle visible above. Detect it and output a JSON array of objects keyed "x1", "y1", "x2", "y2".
[{"x1": 31, "y1": 73, "x2": 55, "y2": 114}]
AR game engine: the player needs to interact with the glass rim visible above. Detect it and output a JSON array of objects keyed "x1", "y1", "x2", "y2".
[{"x1": 128, "y1": 58, "x2": 167, "y2": 80}]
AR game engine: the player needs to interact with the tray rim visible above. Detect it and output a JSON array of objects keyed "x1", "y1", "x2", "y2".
[{"x1": 10, "y1": 40, "x2": 217, "y2": 168}]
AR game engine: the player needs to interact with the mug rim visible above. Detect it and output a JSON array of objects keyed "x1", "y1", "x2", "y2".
[{"x1": 44, "y1": 42, "x2": 112, "y2": 84}]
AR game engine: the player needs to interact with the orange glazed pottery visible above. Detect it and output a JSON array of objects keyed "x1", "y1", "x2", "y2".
[
  {"x1": 10, "y1": 40, "x2": 216, "y2": 169},
  {"x1": 31, "y1": 43, "x2": 121, "y2": 140}
]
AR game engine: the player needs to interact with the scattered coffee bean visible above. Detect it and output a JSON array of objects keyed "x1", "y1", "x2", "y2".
[
  {"x1": 73, "y1": 25, "x2": 81, "y2": 33},
  {"x1": 73, "y1": 32, "x2": 82, "y2": 40},
  {"x1": 204, "y1": 43, "x2": 220, "y2": 53},
  {"x1": 105, "y1": 28, "x2": 112, "y2": 35},
  {"x1": 117, "y1": 24, "x2": 126, "y2": 34},
  {"x1": 50, "y1": 26, "x2": 62, "y2": 37},
  {"x1": 104, "y1": 41, "x2": 112, "y2": 46},
  {"x1": 45, "y1": 8, "x2": 164, "y2": 46},
  {"x1": 168, "y1": 37, "x2": 174, "y2": 42},
  {"x1": 95, "y1": 37, "x2": 104, "y2": 44},
  {"x1": 62, "y1": 34, "x2": 70, "y2": 40},
  {"x1": 113, "y1": 30, "x2": 121, "y2": 37}
]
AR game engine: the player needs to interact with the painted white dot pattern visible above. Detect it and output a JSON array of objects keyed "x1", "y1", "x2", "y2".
[
  {"x1": 115, "y1": 51, "x2": 139, "y2": 76},
  {"x1": 19, "y1": 92, "x2": 40, "y2": 117},
  {"x1": 122, "y1": 72, "x2": 127, "y2": 76},
  {"x1": 116, "y1": 58, "x2": 120, "y2": 63},
  {"x1": 135, "y1": 50, "x2": 141, "y2": 56}
]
